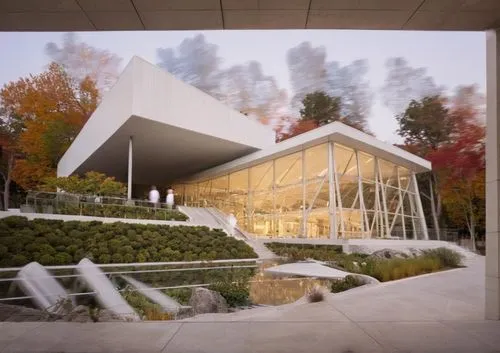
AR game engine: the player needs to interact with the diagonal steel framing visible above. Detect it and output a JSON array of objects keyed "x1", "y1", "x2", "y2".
[{"x1": 412, "y1": 172, "x2": 429, "y2": 240}]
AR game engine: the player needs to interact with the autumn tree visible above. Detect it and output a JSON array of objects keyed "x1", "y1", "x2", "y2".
[
  {"x1": 427, "y1": 120, "x2": 485, "y2": 250},
  {"x1": 0, "y1": 109, "x2": 25, "y2": 210},
  {"x1": 0, "y1": 63, "x2": 99, "y2": 190},
  {"x1": 276, "y1": 119, "x2": 319, "y2": 142},
  {"x1": 45, "y1": 33, "x2": 122, "y2": 92}
]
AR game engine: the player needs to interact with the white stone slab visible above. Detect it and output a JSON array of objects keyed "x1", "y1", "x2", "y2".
[
  {"x1": 264, "y1": 262, "x2": 351, "y2": 279},
  {"x1": 17, "y1": 262, "x2": 71, "y2": 313},
  {"x1": 120, "y1": 275, "x2": 183, "y2": 313},
  {"x1": 76, "y1": 258, "x2": 140, "y2": 321}
]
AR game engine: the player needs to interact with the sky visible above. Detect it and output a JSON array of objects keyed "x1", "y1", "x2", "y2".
[{"x1": 0, "y1": 30, "x2": 486, "y2": 143}]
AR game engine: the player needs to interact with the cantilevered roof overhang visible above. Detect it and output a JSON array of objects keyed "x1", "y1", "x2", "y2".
[
  {"x1": 57, "y1": 56, "x2": 275, "y2": 185},
  {"x1": 185, "y1": 121, "x2": 432, "y2": 183},
  {"x1": 1, "y1": 0, "x2": 500, "y2": 31}
]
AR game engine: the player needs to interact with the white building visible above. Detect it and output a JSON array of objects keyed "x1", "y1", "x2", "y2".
[{"x1": 58, "y1": 56, "x2": 431, "y2": 240}]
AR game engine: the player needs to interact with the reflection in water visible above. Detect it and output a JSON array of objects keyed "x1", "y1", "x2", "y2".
[
  {"x1": 249, "y1": 261, "x2": 332, "y2": 306},
  {"x1": 249, "y1": 276, "x2": 331, "y2": 305}
]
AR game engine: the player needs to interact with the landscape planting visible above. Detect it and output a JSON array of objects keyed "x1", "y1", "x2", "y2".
[{"x1": 0, "y1": 216, "x2": 257, "y2": 267}]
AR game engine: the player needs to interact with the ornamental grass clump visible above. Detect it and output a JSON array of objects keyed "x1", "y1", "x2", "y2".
[
  {"x1": 421, "y1": 247, "x2": 464, "y2": 268},
  {"x1": 307, "y1": 285, "x2": 326, "y2": 303}
]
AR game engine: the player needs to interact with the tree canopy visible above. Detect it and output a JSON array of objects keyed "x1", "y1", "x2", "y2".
[
  {"x1": 0, "y1": 63, "x2": 99, "y2": 190},
  {"x1": 396, "y1": 96, "x2": 453, "y2": 154},
  {"x1": 300, "y1": 91, "x2": 341, "y2": 126}
]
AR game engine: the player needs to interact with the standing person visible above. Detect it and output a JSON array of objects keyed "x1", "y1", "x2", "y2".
[
  {"x1": 228, "y1": 213, "x2": 237, "y2": 237},
  {"x1": 166, "y1": 186, "x2": 174, "y2": 209},
  {"x1": 148, "y1": 185, "x2": 160, "y2": 207}
]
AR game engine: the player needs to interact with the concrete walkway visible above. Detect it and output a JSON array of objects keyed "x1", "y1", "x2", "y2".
[{"x1": 1, "y1": 256, "x2": 499, "y2": 353}]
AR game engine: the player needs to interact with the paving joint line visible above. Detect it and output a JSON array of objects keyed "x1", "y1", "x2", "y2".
[{"x1": 160, "y1": 322, "x2": 184, "y2": 353}]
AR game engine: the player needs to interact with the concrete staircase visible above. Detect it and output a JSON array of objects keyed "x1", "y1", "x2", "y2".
[{"x1": 177, "y1": 206, "x2": 276, "y2": 259}]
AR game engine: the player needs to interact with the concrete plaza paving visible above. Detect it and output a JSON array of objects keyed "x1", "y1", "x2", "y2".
[{"x1": 1, "y1": 256, "x2": 499, "y2": 353}]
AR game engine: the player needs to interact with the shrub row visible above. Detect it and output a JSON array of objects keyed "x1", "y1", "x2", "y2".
[
  {"x1": 335, "y1": 248, "x2": 463, "y2": 282},
  {"x1": 264, "y1": 242, "x2": 343, "y2": 261},
  {"x1": 0, "y1": 216, "x2": 257, "y2": 267},
  {"x1": 330, "y1": 275, "x2": 363, "y2": 293},
  {"x1": 209, "y1": 281, "x2": 251, "y2": 307},
  {"x1": 30, "y1": 202, "x2": 188, "y2": 221},
  {"x1": 266, "y1": 241, "x2": 463, "y2": 284}
]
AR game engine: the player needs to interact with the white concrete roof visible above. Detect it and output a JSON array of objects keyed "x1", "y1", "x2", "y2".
[
  {"x1": 186, "y1": 121, "x2": 432, "y2": 182},
  {"x1": 57, "y1": 56, "x2": 275, "y2": 185},
  {"x1": 1, "y1": 1, "x2": 500, "y2": 31}
]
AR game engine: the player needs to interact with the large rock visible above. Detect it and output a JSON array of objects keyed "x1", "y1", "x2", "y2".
[
  {"x1": 188, "y1": 288, "x2": 228, "y2": 315},
  {"x1": 62, "y1": 305, "x2": 127, "y2": 322},
  {"x1": 0, "y1": 303, "x2": 126, "y2": 323},
  {"x1": 0, "y1": 303, "x2": 60, "y2": 322}
]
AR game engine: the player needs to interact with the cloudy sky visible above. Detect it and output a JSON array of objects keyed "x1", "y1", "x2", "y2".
[{"x1": 0, "y1": 30, "x2": 486, "y2": 143}]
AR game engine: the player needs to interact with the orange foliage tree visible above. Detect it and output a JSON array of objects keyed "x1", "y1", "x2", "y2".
[
  {"x1": 0, "y1": 63, "x2": 99, "y2": 191},
  {"x1": 427, "y1": 113, "x2": 485, "y2": 250}
]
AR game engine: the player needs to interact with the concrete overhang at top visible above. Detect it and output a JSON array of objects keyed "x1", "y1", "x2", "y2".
[
  {"x1": 186, "y1": 121, "x2": 432, "y2": 183},
  {"x1": 1, "y1": 0, "x2": 500, "y2": 31},
  {"x1": 56, "y1": 56, "x2": 275, "y2": 185}
]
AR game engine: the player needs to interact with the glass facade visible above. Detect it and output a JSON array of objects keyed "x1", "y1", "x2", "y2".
[{"x1": 172, "y1": 142, "x2": 428, "y2": 239}]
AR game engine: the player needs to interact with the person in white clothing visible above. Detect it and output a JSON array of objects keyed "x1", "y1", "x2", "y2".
[
  {"x1": 165, "y1": 187, "x2": 174, "y2": 209},
  {"x1": 227, "y1": 213, "x2": 237, "y2": 236},
  {"x1": 148, "y1": 185, "x2": 160, "y2": 207}
]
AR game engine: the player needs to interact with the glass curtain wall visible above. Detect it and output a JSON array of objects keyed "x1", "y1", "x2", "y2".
[{"x1": 175, "y1": 142, "x2": 428, "y2": 240}]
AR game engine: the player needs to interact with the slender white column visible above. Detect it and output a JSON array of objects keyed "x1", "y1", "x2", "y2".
[
  {"x1": 332, "y1": 145, "x2": 345, "y2": 237},
  {"x1": 486, "y1": 29, "x2": 500, "y2": 320},
  {"x1": 302, "y1": 149, "x2": 307, "y2": 237},
  {"x1": 127, "y1": 136, "x2": 133, "y2": 200},
  {"x1": 378, "y1": 161, "x2": 390, "y2": 237},
  {"x1": 328, "y1": 142, "x2": 337, "y2": 239},
  {"x1": 355, "y1": 150, "x2": 369, "y2": 238}
]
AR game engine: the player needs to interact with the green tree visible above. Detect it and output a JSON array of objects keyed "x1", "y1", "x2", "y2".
[
  {"x1": 396, "y1": 96, "x2": 453, "y2": 154},
  {"x1": 300, "y1": 91, "x2": 341, "y2": 126},
  {"x1": 42, "y1": 171, "x2": 126, "y2": 196},
  {"x1": 397, "y1": 96, "x2": 454, "y2": 237}
]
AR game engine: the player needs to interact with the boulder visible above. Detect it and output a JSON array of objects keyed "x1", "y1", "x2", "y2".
[
  {"x1": 0, "y1": 303, "x2": 60, "y2": 322},
  {"x1": 188, "y1": 288, "x2": 228, "y2": 315},
  {"x1": 62, "y1": 305, "x2": 93, "y2": 322},
  {"x1": 97, "y1": 309, "x2": 127, "y2": 322},
  {"x1": 370, "y1": 249, "x2": 408, "y2": 259}
]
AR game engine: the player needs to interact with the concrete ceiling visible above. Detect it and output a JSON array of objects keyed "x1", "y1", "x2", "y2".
[
  {"x1": 74, "y1": 116, "x2": 259, "y2": 186},
  {"x1": 1, "y1": 0, "x2": 500, "y2": 31}
]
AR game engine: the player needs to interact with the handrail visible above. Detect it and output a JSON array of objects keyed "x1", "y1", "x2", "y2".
[
  {"x1": 0, "y1": 259, "x2": 259, "y2": 305},
  {"x1": 25, "y1": 191, "x2": 176, "y2": 210},
  {"x1": 0, "y1": 258, "x2": 259, "y2": 273}
]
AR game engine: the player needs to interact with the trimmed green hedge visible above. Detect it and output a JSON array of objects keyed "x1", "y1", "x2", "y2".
[
  {"x1": 31, "y1": 202, "x2": 188, "y2": 221},
  {"x1": 0, "y1": 216, "x2": 257, "y2": 267},
  {"x1": 264, "y1": 242, "x2": 343, "y2": 261}
]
